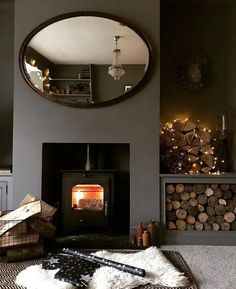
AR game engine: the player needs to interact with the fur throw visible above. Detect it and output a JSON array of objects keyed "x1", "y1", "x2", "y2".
[
  {"x1": 15, "y1": 247, "x2": 188, "y2": 289},
  {"x1": 15, "y1": 264, "x2": 74, "y2": 289},
  {"x1": 88, "y1": 246, "x2": 189, "y2": 289}
]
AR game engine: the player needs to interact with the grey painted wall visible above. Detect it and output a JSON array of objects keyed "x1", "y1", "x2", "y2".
[
  {"x1": 13, "y1": 0, "x2": 159, "y2": 230},
  {"x1": 0, "y1": 0, "x2": 14, "y2": 166}
]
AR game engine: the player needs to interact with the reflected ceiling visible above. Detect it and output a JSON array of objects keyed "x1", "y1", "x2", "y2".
[{"x1": 29, "y1": 16, "x2": 148, "y2": 65}]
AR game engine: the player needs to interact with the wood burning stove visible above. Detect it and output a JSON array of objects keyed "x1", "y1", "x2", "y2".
[{"x1": 61, "y1": 170, "x2": 115, "y2": 234}]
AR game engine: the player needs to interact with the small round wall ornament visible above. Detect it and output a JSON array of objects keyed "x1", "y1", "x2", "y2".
[{"x1": 176, "y1": 56, "x2": 208, "y2": 91}]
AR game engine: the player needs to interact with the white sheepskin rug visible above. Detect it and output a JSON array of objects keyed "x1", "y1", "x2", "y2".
[
  {"x1": 88, "y1": 246, "x2": 189, "y2": 289},
  {"x1": 15, "y1": 264, "x2": 74, "y2": 289},
  {"x1": 15, "y1": 247, "x2": 188, "y2": 289}
]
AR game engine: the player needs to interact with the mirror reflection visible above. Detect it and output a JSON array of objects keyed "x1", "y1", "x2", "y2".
[{"x1": 20, "y1": 14, "x2": 151, "y2": 107}]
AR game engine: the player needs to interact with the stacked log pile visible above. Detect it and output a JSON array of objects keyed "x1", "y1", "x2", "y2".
[
  {"x1": 160, "y1": 119, "x2": 215, "y2": 174},
  {"x1": 0, "y1": 193, "x2": 57, "y2": 261},
  {"x1": 166, "y1": 183, "x2": 236, "y2": 231}
]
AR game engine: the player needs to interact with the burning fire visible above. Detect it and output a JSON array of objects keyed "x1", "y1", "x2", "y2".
[{"x1": 71, "y1": 184, "x2": 104, "y2": 210}]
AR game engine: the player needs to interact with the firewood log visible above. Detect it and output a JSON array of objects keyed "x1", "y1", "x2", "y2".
[
  {"x1": 231, "y1": 221, "x2": 236, "y2": 231},
  {"x1": 197, "y1": 204, "x2": 205, "y2": 212},
  {"x1": 193, "y1": 184, "x2": 206, "y2": 194},
  {"x1": 176, "y1": 184, "x2": 185, "y2": 193},
  {"x1": 177, "y1": 136, "x2": 188, "y2": 146},
  {"x1": 0, "y1": 201, "x2": 41, "y2": 236},
  {"x1": 187, "y1": 224, "x2": 194, "y2": 230},
  {"x1": 181, "y1": 200, "x2": 191, "y2": 210},
  {"x1": 171, "y1": 192, "x2": 181, "y2": 201},
  {"x1": 172, "y1": 200, "x2": 181, "y2": 210},
  {"x1": 166, "y1": 202, "x2": 173, "y2": 211},
  {"x1": 220, "y1": 222, "x2": 230, "y2": 231},
  {"x1": 20, "y1": 193, "x2": 57, "y2": 218},
  {"x1": 200, "y1": 144, "x2": 213, "y2": 155},
  {"x1": 219, "y1": 198, "x2": 227, "y2": 206},
  {"x1": 180, "y1": 192, "x2": 190, "y2": 201},
  {"x1": 195, "y1": 221, "x2": 203, "y2": 230},
  {"x1": 230, "y1": 184, "x2": 236, "y2": 193},
  {"x1": 223, "y1": 191, "x2": 232, "y2": 200},
  {"x1": 208, "y1": 215, "x2": 216, "y2": 224},
  {"x1": 164, "y1": 134, "x2": 174, "y2": 146},
  {"x1": 200, "y1": 154, "x2": 213, "y2": 168},
  {"x1": 185, "y1": 132, "x2": 195, "y2": 145},
  {"x1": 226, "y1": 200, "x2": 236, "y2": 212},
  {"x1": 166, "y1": 211, "x2": 177, "y2": 221},
  {"x1": 166, "y1": 184, "x2": 175, "y2": 194},
  {"x1": 166, "y1": 196, "x2": 172, "y2": 203},
  {"x1": 199, "y1": 129, "x2": 210, "y2": 142},
  {"x1": 212, "y1": 223, "x2": 220, "y2": 231},
  {"x1": 224, "y1": 212, "x2": 235, "y2": 223},
  {"x1": 173, "y1": 130, "x2": 184, "y2": 140},
  {"x1": 208, "y1": 196, "x2": 218, "y2": 207},
  {"x1": 189, "y1": 198, "x2": 198, "y2": 207},
  {"x1": 191, "y1": 137, "x2": 201, "y2": 147},
  {"x1": 182, "y1": 145, "x2": 190, "y2": 152},
  {"x1": 188, "y1": 146, "x2": 200, "y2": 156},
  {"x1": 20, "y1": 193, "x2": 38, "y2": 206},
  {"x1": 184, "y1": 185, "x2": 193, "y2": 193},
  {"x1": 213, "y1": 188, "x2": 223, "y2": 199},
  {"x1": 205, "y1": 188, "x2": 214, "y2": 197},
  {"x1": 220, "y1": 184, "x2": 230, "y2": 191},
  {"x1": 176, "y1": 209, "x2": 187, "y2": 220},
  {"x1": 211, "y1": 184, "x2": 218, "y2": 190},
  {"x1": 172, "y1": 121, "x2": 185, "y2": 132},
  {"x1": 201, "y1": 167, "x2": 211, "y2": 174},
  {"x1": 215, "y1": 205, "x2": 226, "y2": 216},
  {"x1": 183, "y1": 120, "x2": 197, "y2": 132},
  {"x1": 198, "y1": 212, "x2": 208, "y2": 223},
  {"x1": 216, "y1": 215, "x2": 224, "y2": 224},
  {"x1": 166, "y1": 221, "x2": 176, "y2": 230},
  {"x1": 203, "y1": 222, "x2": 212, "y2": 231},
  {"x1": 190, "y1": 163, "x2": 201, "y2": 173},
  {"x1": 187, "y1": 155, "x2": 199, "y2": 163},
  {"x1": 29, "y1": 218, "x2": 56, "y2": 238},
  {"x1": 233, "y1": 194, "x2": 236, "y2": 202},
  {"x1": 188, "y1": 206, "x2": 199, "y2": 217},
  {"x1": 176, "y1": 219, "x2": 187, "y2": 230},
  {"x1": 197, "y1": 195, "x2": 208, "y2": 205},
  {"x1": 186, "y1": 215, "x2": 195, "y2": 225},
  {"x1": 206, "y1": 206, "x2": 215, "y2": 216},
  {"x1": 0, "y1": 232, "x2": 39, "y2": 248},
  {"x1": 190, "y1": 191, "x2": 197, "y2": 199},
  {"x1": 5, "y1": 221, "x2": 27, "y2": 236}
]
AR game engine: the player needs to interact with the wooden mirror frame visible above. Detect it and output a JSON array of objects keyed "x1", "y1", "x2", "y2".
[{"x1": 19, "y1": 11, "x2": 153, "y2": 108}]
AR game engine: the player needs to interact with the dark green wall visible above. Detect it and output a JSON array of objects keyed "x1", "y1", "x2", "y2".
[
  {"x1": 92, "y1": 64, "x2": 145, "y2": 102},
  {"x1": 0, "y1": 1, "x2": 14, "y2": 167},
  {"x1": 26, "y1": 47, "x2": 54, "y2": 72},
  {"x1": 160, "y1": 0, "x2": 229, "y2": 130},
  {"x1": 228, "y1": 0, "x2": 236, "y2": 172}
]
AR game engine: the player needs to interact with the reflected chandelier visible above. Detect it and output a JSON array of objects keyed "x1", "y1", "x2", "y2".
[{"x1": 108, "y1": 36, "x2": 125, "y2": 80}]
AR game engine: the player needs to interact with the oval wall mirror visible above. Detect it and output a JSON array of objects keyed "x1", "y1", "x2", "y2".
[{"x1": 19, "y1": 12, "x2": 152, "y2": 108}]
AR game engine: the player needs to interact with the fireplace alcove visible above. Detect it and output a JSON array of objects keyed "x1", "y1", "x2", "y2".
[{"x1": 42, "y1": 143, "x2": 130, "y2": 237}]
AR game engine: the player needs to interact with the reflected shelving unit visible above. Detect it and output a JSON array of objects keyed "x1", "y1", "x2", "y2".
[{"x1": 49, "y1": 64, "x2": 93, "y2": 104}]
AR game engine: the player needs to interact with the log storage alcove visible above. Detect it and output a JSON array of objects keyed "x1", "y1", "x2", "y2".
[{"x1": 161, "y1": 174, "x2": 236, "y2": 245}]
